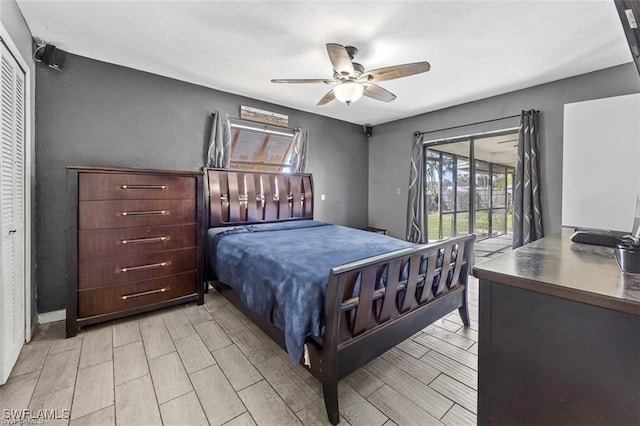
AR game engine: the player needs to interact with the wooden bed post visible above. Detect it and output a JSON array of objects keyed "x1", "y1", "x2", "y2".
[
  {"x1": 322, "y1": 271, "x2": 346, "y2": 425},
  {"x1": 457, "y1": 238, "x2": 475, "y2": 326},
  {"x1": 322, "y1": 366, "x2": 340, "y2": 425},
  {"x1": 458, "y1": 292, "x2": 471, "y2": 327}
]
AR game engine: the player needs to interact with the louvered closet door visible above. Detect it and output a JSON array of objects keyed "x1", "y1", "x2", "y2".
[{"x1": 0, "y1": 40, "x2": 26, "y2": 385}]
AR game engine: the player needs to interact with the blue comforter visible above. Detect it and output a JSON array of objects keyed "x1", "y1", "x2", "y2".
[{"x1": 209, "y1": 220, "x2": 415, "y2": 362}]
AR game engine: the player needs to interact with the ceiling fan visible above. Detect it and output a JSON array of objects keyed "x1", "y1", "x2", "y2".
[{"x1": 271, "y1": 43, "x2": 431, "y2": 106}]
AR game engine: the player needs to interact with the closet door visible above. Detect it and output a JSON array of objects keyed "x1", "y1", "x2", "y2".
[{"x1": 0, "y1": 40, "x2": 26, "y2": 385}]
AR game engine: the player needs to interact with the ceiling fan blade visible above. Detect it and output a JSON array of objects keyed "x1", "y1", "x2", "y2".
[
  {"x1": 362, "y1": 82, "x2": 396, "y2": 103},
  {"x1": 271, "y1": 78, "x2": 334, "y2": 84},
  {"x1": 317, "y1": 89, "x2": 336, "y2": 106},
  {"x1": 362, "y1": 61, "x2": 431, "y2": 82},
  {"x1": 326, "y1": 43, "x2": 354, "y2": 77}
]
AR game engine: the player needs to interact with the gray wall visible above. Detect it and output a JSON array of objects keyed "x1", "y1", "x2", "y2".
[
  {"x1": 369, "y1": 63, "x2": 640, "y2": 240},
  {"x1": 36, "y1": 53, "x2": 368, "y2": 313},
  {"x1": 1, "y1": 0, "x2": 37, "y2": 323}
]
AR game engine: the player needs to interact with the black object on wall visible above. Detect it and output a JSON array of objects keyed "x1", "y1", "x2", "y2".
[
  {"x1": 35, "y1": 43, "x2": 66, "y2": 70},
  {"x1": 615, "y1": 0, "x2": 640, "y2": 77},
  {"x1": 363, "y1": 125, "x2": 372, "y2": 137}
]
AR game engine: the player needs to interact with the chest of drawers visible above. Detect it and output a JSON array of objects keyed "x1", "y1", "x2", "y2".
[{"x1": 66, "y1": 166, "x2": 204, "y2": 337}]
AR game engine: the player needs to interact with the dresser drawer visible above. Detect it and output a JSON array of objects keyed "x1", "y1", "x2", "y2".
[
  {"x1": 79, "y1": 224, "x2": 195, "y2": 259},
  {"x1": 78, "y1": 271, "x2": 197, "y2": 318},
  {"x1": 79, "y1": 173, "x2": 195, "y2": 201},
  {"x1": 79, "y1": 199, "x2": 195, "y2": 229},
  {"x1": 79, "y1": 247, "x2": 196, "y2": 289}
]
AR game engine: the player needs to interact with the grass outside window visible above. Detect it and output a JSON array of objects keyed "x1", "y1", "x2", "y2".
[{"x1": 427, "y1": 210, "x2": 513, "y2": 241}]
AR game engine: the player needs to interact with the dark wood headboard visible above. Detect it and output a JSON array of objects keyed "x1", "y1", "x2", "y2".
[{"x1": 205, "y1": 168, "x2": 314, "y2": 227}]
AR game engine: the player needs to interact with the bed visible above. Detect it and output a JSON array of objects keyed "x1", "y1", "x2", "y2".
[{"x1": 205, "y1": 168, "x2": 475, "y2": 424}]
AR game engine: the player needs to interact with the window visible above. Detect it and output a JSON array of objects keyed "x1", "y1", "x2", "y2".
[{"x1": 228, "y1": 119, "x2": 296, "y2": 172}]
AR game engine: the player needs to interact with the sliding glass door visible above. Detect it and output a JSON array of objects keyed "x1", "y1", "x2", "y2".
[
  {"x1": 424, "y1": 132, "x2": 517, "y2": 243},
  {"x1": 426, "y1": 141, "x2": 471, "y2": 241},
  {"x1": 474, "y1": 161, "x2": 514, "y2": 239}
]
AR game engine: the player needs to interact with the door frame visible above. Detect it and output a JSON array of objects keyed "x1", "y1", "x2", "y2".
[{"x1": 0, "y1": 23, "x2": 33, "y2": 343}]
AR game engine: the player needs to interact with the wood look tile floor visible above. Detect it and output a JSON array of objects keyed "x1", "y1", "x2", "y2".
[{"x1": 1, "y1": 278, "x2": 479, "y2": 426}]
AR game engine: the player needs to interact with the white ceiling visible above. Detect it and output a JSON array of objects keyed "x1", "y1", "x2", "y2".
[{"x1": 17, "y1": 0, "x2": 633, "y2": 126}]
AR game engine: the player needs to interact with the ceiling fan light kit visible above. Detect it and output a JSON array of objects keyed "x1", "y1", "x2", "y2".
[
  {"x1": 334, "y1": 81, "x2": 364, "y2": 105},
  {"x1": 272, "y1": 43, "x2": 430, "y2": 106}
]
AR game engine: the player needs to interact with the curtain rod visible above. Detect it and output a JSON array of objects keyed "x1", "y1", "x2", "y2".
[{"x1": 414, "y1": 110, "x2": 539, "y2": 137}]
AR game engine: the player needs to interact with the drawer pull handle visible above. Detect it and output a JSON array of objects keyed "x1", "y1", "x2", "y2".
[
  {"x1": 121, "y1": 184, "x2": 168, "y2": 190},
  {"x1": 120, "y1": 261, "x2": 171, "y2": 273},
  {"x1": 121, "y1": 287, "x2": 169, "y2": 300},
  {"x1": 120, "y1": 236, "x2": 170, "y2": 245},
  {"x1": 120, "y1": 210, "x2": 169, "y2": 217}
]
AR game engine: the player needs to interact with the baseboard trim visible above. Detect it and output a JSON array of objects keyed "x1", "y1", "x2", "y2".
[{"x1": 38, "y1": 309, "x2": 66, "y2": 324}]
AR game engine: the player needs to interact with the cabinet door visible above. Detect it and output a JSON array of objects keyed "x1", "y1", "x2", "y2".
[{"x1": 0, "y1": 40, "x2": 26, "y2": 384}]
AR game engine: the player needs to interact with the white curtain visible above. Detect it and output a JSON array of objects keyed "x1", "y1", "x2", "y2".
[
  {"x1": 290, "y1": 128, "x2": 309, "y2": 173},
  {"x1": 406, "y1": 133, "x2": 426, "y2": 243},
  {"x1": 206, "y1": 110, "x2": 232, "y2": 168}
]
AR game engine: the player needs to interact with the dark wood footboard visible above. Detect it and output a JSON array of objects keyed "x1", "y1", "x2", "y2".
[
  {"x1": 211, "y1": 234, "x2": 474, "y2": 425},
  {"x1": 319, "y1": 234, "x2": 475, "y2": 424}
]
